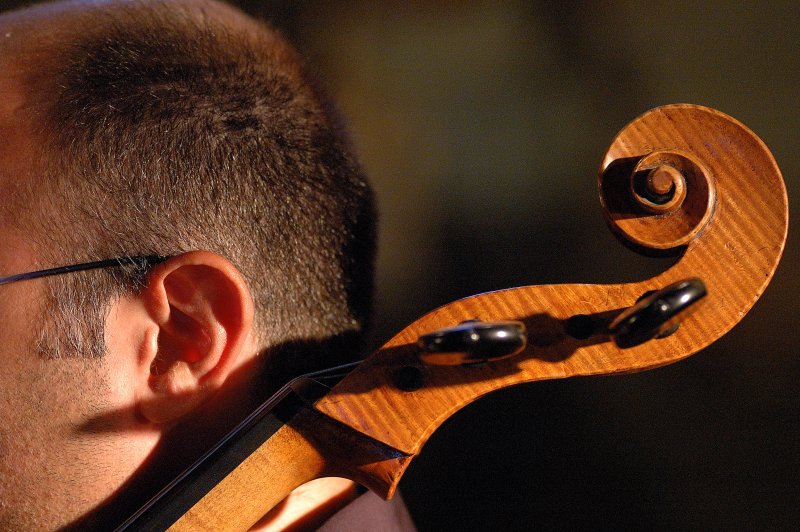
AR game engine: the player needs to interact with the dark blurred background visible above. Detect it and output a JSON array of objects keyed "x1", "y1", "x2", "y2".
[{"x1": 6, "y1": 1, "x2": 797, "y2": 529}]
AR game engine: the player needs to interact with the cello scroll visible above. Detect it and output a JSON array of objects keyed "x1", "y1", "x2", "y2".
[
  {"x1": 312, "y1": 103, "x2": 788, "y2": 491},
  {"x1": 151, "y1": 104, "x2": 789, "y2": 531}
]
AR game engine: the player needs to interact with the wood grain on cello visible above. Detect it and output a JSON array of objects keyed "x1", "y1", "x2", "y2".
[{"x1": 121, "y1": 104, "x2": 789, "y2": 531}]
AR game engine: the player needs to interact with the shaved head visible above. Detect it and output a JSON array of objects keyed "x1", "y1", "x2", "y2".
[{"x1": 3, "y1": 0, "x2": 375, "y2": 372}]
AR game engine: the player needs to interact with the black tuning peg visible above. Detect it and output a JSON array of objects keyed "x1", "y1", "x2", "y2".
[
  {"x1": 417, "y1": 320, "x2": 527, "y2": 366},
  {"x1": 609, "y1": 278, "x2": 707, "y2": 349}
]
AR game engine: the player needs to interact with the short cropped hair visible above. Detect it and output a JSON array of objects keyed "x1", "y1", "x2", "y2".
[{"x1": 18, "y1": 0, "x2": 375, "y2": 376}]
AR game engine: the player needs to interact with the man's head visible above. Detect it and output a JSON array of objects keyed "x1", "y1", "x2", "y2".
[{"x1": 0, "y1": 0, "x2": 375, "y2": 527}]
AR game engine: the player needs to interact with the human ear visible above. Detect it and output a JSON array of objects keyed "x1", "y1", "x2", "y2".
[{"x1": 136, "y1": 251, "x2": 254, "y2": 424}]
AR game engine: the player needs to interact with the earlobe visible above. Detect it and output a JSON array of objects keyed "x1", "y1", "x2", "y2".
[{"x1": 136, "y1": 251, "x2": 255, "y2": 424}]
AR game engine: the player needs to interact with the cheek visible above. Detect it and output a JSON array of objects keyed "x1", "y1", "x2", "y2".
[
  {"x1": 0, "y1": 365, "x2": 65, "y2": 524},
  {"x1": 103, "y1": 296, "x2": 154, "y2": 410},
  {"x1": 0, "y1": 357, "x2": 111, "y2": 529},
  {"x1": 0, "y1": 356, "x2": 108, "y2": 439}
]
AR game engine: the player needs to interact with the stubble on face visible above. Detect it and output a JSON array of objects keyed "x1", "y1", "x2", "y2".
[
  {"x1": 0, "y1": 337, "x2": 113, "y2": 529},
  {"x1": 0, "y1": 147, "x2": 116, "y2": 529},
  {"x1": 0, "y1": 10, "x2": 121, "y2": 529}
]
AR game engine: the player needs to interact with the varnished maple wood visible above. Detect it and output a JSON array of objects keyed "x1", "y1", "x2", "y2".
[
  {"x1": 647, "y1": 165, "x2": 679, "y2": 196},
  {"x1": 167, "y1": 405, "x2": 410, "y2": 531},
  {"x1": 622, "y1": 148, "x2": 715, "y2": 246},
  {"x1": 167, "y1": 421, "x2": 324, "y2": 531},
  {"x1": 313, "y1": 103, "x2": 787, "y2": 486},
  {"x1": 155, "y1": 105, "x2": 788, "y2": 529},
  {"x1": 636, "y1": 163, "x2": 687, "y2": 214}
]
